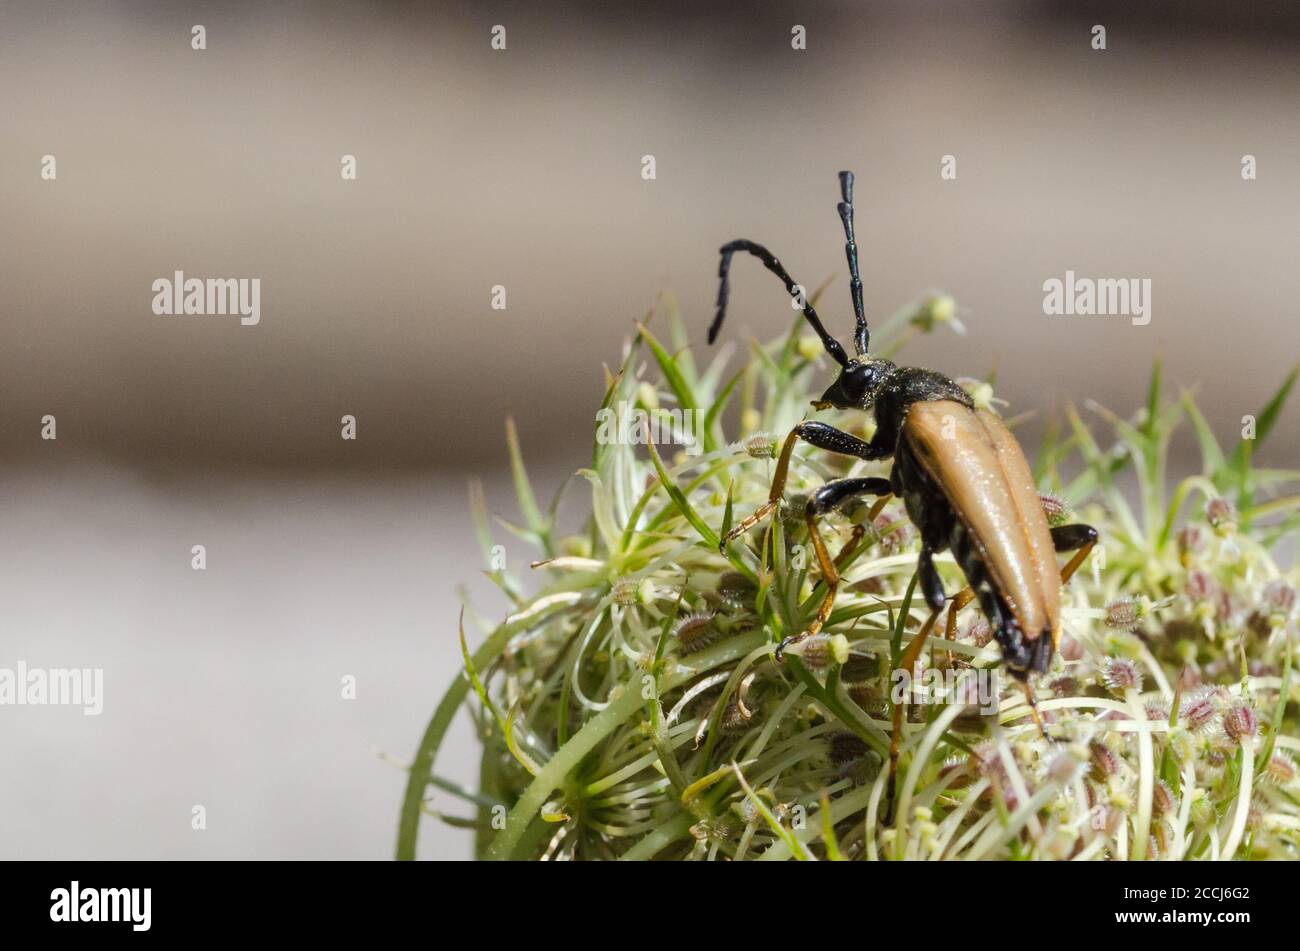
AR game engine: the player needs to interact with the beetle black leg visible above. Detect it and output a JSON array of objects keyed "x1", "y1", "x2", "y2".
[
  {"x1": 1052, "y1": 523, "x2": 1098, "y2": 585},
  {"x1": 720, "y1": 422, "x2": 891, "y2": 553},
  {"x1": 773, "y1": 477, "x2": 892, "y2": 659},
  {"x1": 918, "y1": 547, "x2": 946, "y2": 613},
  {"x1": 774, "y1": 509, "x2": 842, "y2": 659},
  {"x1": 811, "y1": 476, "x2": 892, "y2": 513}
]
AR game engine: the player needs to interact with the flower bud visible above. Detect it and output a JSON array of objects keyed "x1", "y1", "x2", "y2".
[
  {"x1": 1222, "y1": 703, "x2": 1258, "y2": 744},
  {"x1": 1089, "y1": 741, "x2": 1121, "y2": 782},
  {"x1": 798, "y1": 634, "x2": 850, "y2": 669},
  {"x1": 1206, "y1": 498, "x2": 1238, "y2": 535},
  {"x1": 744, "y1": 431, "x2": 776, "y2": 459},
  {"x1": 672, "y1": 612, "x2": 716, "y2": 653},
  {"x1": 1102, "y1": 658, "x2": 1143, "y2": 694},
  {"x1": 1180, "y1": 689, "x2": 1219, "y2": 732},
  {"x1": 1039, "y1": 493, "x2": 1069, "y2": 527}
]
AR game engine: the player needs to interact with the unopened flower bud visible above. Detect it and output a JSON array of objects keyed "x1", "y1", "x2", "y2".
[
  {"x1": 1222, "y1": 703, "x2": 1258, "y2": 744},
  {"x1": 1205, "y1": 498, "x2": 1238, "y2": 535},
  {"x1": 798, "y1": 633, "x2": 850, "y2": 669},
  {"x1": 1151, "y1": 780, "x2": 1176, "y2": 816},
  {"x1": 1089, "y1": 741, "x2": 1121, "y2": 782},
  {"x1": 672, "y1": 612, "x2": 716, "y2": 653},
  {"x1": 1264, "y1": 752, "x2": 1296, "y2": 786},
  {"x1": 1181, "y1": 689, "x2": 1219, "y2": 732},
  {"x1": 744, "y1": 432, "x2": 776, "y2": 458},
  {"x1": 1039, "y1": 493, "x2": 1069, "y2": 527},
  {"x1": 1102, "y1": 658, "x2": 1143, "y2": 694},
  {"x1": 1105, "y1": 598, "x2": 1140, "y2": 631}
]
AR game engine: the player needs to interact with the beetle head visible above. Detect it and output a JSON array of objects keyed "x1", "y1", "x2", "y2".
[{"x1": 813, "y1": 358, "x2": 895, "y2": 411}]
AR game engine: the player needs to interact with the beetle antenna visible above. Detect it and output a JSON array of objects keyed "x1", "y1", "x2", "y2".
[
  {"x1": 837, "y1": 171, "x2": 869, "y2": 355},
  {"x1": 710, "y1": 238, "x2": 849, "y2": 368}
]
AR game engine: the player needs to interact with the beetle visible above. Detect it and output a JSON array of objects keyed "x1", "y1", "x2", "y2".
[{"x1": 708, "y1": 171, "x2": 1098, "y2": 808}]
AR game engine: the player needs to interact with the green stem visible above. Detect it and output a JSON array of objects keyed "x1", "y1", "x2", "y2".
[{"x1": 487, "y1": 683, "x2": 647, "y2": 860}]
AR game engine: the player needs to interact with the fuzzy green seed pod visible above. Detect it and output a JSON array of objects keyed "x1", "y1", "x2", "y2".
[
  {"x1": 744, "y1": 431, "x2": 776, "y2": 459},
  {"x1": 611, "y1": 578, "x2": 641, "y2": 605},
  {"x1": 1189, "y1": 796, "x2": 1216, "y2": 829},
  {"x1": 1039, "y1": 493, "x2": 1070, "y2": 527},
  {"x1": 797, "y1": 633, "x2": 850, "y2": 669},
  {"x1": 672, "y1": 612, "x2": 717, "y2": 653}
]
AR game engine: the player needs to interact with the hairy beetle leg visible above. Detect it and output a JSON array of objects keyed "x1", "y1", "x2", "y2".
[
  {"x1": 719, "y1": 422, "x2": 884, "y2": 554},
  {"x1": 775, "y1": 478, "x2": 892, "y2": 660}
]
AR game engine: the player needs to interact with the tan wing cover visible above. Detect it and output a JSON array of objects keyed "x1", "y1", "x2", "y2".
[{"x1": 904, "y1": 400, "x2": 1060, "y2": 643}]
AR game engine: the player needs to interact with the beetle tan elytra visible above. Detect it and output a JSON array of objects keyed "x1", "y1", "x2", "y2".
[{"x1": 707, "y1": 171, "x2": 1098, "y2": 815}]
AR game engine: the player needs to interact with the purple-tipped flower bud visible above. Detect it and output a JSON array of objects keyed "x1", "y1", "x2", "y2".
[
  {"x1": 1089, "y1": 741, "x2": 1121, "y2": 782},
  {"x1": 966, "y1": 618, "x2": 993, "y2": 648},
  {"x1": 1151, "y1": 780, "x2": 1176, "y2": 816},
  {"x1": 1177, "y1": 525, "x2": 1203, "y2": 557},
  {"x1": 1102, "y1": 658, "x2": 1143, "y2": 694},
  {"x1": 1048, "y1": 749, "x2": 1082, "y2": 784},
  {"x1": 1184, "y1": 570, "x2": 1216, "y2": 602},
  {"x1": 1181, "y1": 690, "x2": 1218, "y2": 732},
  {"x1": 1222, "y1": 703, "x2": 1258, "y2": 744},
  {"x1": 1206, "y1": 498, "x2": 1238, "y2": 535},
  {"x1": 1105, "y1": 599, "x2": 1140, "y2": 631},
  {"x1": 1145, "y1": 700, "x2": 1170, "y2": 722},
  {"x1": 1039, "y1": 493, "x2": 1069, "y2": 527}
]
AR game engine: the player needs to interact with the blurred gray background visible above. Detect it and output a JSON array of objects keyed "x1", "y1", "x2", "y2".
[{"x1": 0, "y1": 1, "x2": 1296, "y2": 859}]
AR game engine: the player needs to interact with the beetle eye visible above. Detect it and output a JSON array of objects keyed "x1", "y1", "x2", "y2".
[{"x1": 840, "y1": 366, "x2": 869, "y2": 401}]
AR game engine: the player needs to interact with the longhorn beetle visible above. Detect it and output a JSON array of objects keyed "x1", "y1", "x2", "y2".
[{"x1": 708, "y1": 171, "x2": 1098, "y2": 813}]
